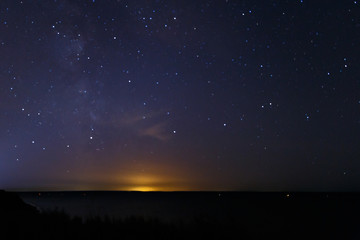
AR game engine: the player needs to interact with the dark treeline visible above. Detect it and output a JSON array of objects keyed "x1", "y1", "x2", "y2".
[{"x1": 1, "y1": 190, "x2": 360, "y2": 240}]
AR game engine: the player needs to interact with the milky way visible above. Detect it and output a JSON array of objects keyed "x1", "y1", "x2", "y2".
[{"x1": 1, "y1": 0, "x2": 360, "y2": 191}]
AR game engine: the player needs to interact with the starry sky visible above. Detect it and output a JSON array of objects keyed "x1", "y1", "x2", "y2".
[{"x1": 1, "y1": 0, "x2": 360, "y2": 192}]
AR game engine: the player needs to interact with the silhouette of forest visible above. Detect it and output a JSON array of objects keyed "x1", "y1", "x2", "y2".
[{"x1": 1, "y1": 190, "x2": 360, "y2": 239}]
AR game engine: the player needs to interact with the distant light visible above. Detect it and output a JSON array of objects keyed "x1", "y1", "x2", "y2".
[{"x1": 129, "y1": 186, "x2": 155, "y2": 192}]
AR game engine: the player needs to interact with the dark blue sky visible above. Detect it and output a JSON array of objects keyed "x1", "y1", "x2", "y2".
[{"x1": 1, "y1": 0, "x2": 359, "y2": 191}]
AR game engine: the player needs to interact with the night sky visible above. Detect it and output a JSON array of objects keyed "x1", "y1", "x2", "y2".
[{"x1": 1, "y1": 0, "x2": 360, "y2": 191}]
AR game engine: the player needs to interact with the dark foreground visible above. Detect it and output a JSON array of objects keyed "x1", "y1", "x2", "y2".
[{"x1": 1, "y1": 190, "x2": 360, "y2": 239}]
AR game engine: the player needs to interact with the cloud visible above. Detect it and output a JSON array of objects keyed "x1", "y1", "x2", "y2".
[
  {"x1": 138, "y1": 123, "x2": 170, "y2": 141},
  {"x1": 90, "y1": 111, "x2": 172, "y2": 142}
]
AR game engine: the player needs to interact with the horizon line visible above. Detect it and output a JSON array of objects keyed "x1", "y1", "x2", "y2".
[{"x1": 4, "y1": 189, "x2": 360, "y2": 193}]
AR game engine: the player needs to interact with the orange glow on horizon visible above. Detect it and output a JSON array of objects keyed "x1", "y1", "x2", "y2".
[
  {"x1": 125, "y1": 186, "x2": 157, "y2": 192},
  {"x1": 110, "y1": 164, "x2": 191, "y2": 191},
  {"x1": 41, "y1": 159, "x2": 203, "y2": 192},
  {"x1": 115, "y1": 174, "x2": 182, "y2": 192}
]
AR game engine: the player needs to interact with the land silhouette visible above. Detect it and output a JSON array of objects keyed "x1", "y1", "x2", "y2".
[{"x1": 1, "y1": 190, "x2": 360, "y2": 239}]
